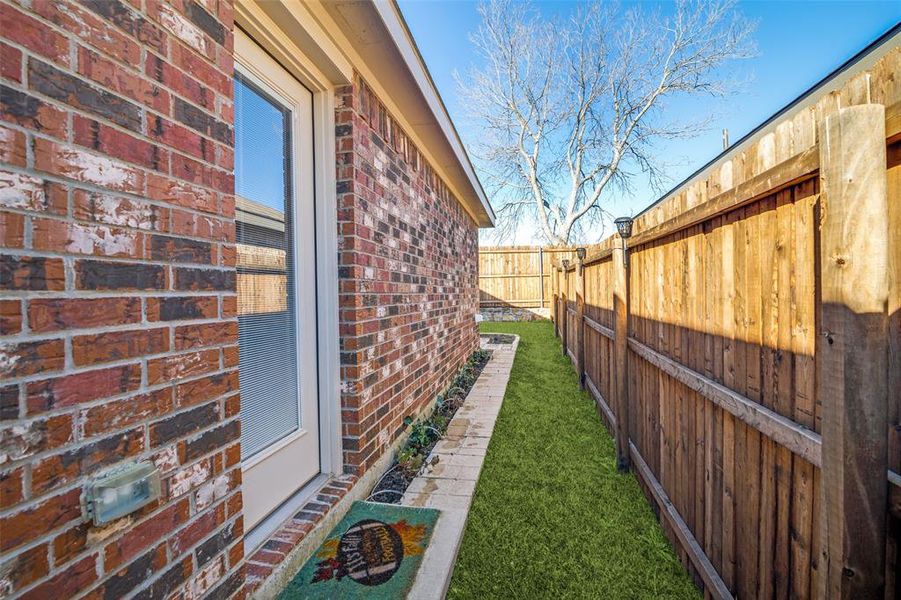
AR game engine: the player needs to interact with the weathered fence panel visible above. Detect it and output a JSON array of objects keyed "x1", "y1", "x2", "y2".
[
  {"x1": 552, "y1": 39, "x2": 900, "y2": 600},
  {"x1": 478, "y1": 246, "x2": 575, "y2": 311}
]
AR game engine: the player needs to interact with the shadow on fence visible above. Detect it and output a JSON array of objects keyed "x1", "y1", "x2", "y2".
[{"x1": 548, "y1": 71, "x2": 901, "y2": 599}]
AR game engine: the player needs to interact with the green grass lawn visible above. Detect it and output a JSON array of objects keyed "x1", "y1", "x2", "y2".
[{"x1": 448, "y1": 321, "x2": 699, "y2": 600}]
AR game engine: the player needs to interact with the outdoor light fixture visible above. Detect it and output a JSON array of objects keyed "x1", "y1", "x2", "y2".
[
  {"x1": 614, "y1": 217, "x2": 634, "y2": 239},
  {"x1": 561, "y1": 259, "x2": 571, "y2": 269},
  {"x1": 614, "y1": 217, "x2": 634, "y2": 267},
  {"x1": 576, "y1": 247, "x2": 586, "y2": 275}
]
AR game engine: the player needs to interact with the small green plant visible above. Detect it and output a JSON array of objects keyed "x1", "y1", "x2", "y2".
[
  {"x1": 373, "y1": 348, "x2": 492, "y2": 502},
  {"x1": 408, "y1": 421, "x2": 434, "y2": 450},
  {"x1": 397, "y1": 446, "x2": 424, "y2": 475},
  {"x1": 431, "y1": 413, "x2": 449, "y2": 432},
  {"x1": 473, "y1": 349, "x2": 490, "y2": 363}
]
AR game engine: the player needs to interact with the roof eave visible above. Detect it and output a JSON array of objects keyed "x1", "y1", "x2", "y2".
[{"x1": 374, "y1": 1, "x2": 494, "y2": 227}]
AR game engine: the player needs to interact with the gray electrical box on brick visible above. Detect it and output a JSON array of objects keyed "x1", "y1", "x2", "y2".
[{"x1": 83, "y1": 462, "x2": 161, "y2": 526}]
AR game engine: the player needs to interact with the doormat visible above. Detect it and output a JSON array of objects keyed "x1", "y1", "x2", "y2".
[{"x1": 279, "y1": 501, "x2": 439, "y2": 599}]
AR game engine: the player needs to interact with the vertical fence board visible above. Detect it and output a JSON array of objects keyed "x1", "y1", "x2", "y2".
[
  {"x1": 886, "y1": 133, "x2": 901, "y2": 600},
  {"x1": 817, "y1": 104, "x2": 889, "y2": 598},
  {"x1": 773, "y1": 189, "x2": 794, "y2": 599},
  {"x1": 721, "y1": 208, "x2": 739, "y2": 592},
  {"x1": 613, "y1": 237, "x2": 630, "y2": 470}
]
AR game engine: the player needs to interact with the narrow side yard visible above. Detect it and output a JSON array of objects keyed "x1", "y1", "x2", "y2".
[{"x1": 448, "y1": 321, "x2": 699, "y2": 599}]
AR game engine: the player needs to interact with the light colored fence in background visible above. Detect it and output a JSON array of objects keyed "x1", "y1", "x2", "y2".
[
  {"x1": 478, "y1": 246, "x2": 575, "y2": 309},
  {"x1": 552, "y1": 39, "x2": 900, "y2": 600}
]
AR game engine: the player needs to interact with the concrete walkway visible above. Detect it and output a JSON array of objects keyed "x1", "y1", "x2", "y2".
[{"x1": 403, "y1": 335, "x2": 519, "y2": 600}]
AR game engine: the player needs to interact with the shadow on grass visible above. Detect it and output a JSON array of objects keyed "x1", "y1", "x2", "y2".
[{"x1": 448, "y1": 321, "x2": 699, "y2": 600}]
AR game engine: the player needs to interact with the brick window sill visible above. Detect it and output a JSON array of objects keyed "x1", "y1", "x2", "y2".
[{"x1": 243, "y1": 473, "x2": 359, "y2": 595}]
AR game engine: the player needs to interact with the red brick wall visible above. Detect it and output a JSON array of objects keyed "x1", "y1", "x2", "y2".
[
  {"x1": 1, "y1": 1, "x2": 481, "y2": 596},
  {"x1": 335, "y1": 78, "x2": 481, "y2": 474},
  {"x1": 0, "y1": 0, "x2": 243, "y2": 598}
]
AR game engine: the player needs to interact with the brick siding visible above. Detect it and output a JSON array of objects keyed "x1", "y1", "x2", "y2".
[
  {"x1": 0, "y1": 0, "x2": 242, "y2": 598},
  {"x1": 1, "y1": 1, "x2": 482, "y2": 598},
  {"x1": 335, "y1": 78, "x2": 481, "y2": 474}
]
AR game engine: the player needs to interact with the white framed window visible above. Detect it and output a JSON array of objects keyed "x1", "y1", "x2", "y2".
[{"x1": 234, "y1": 36, "x2": 321, "y2": 531}]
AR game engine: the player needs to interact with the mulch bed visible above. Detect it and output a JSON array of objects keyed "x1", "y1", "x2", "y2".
[
  {"x1": 368, "y1": 347, "x2": 492, "y2": 504},
  {"x1": 481, "y1": 333, "x2": 516, "y2": 345}
]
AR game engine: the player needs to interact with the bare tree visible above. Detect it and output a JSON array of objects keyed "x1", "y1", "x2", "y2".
[{"x1": 460, "y1": 0, "x2": 755, "y2": 245}]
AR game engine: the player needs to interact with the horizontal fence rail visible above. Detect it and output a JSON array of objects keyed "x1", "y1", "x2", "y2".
[{"x1": 551, "y1": 43, "x2": 900, "y2": 600}]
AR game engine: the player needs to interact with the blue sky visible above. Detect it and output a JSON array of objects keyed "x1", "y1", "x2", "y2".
[{"x1": 398, "y1": 0, "x2": 900, "y2": 243}]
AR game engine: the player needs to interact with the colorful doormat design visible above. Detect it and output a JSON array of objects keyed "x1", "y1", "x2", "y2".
[{"x1": 279, "y1": 501, "x2": 439, "y2": 599}]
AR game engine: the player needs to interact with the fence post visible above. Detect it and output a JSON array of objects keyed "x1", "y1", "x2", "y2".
[
  {"x1": 561, "y1": 275, "x2": 568, "y2": 356},
  {"x1": 576, "y1": 258, "x2": 586, "y2": 389},
  {"x1": 551, "y1": 264, "x2": 558, "y2": 337},
  {"x1": 539, "y1": 247, "x2": 545, "y2": 309},
  {"x1": 817, "y1": 103, "x2": 889, "y2": 598},
  {"x1": 612, "y1": 235, "x2": 631, "y2": 471}
]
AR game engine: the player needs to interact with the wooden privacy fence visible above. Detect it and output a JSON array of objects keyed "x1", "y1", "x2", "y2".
[
  {"x1": 551, "y1": 40, "x2": 900, "y2": 600},
  {"x1": 478, "y1": 246, "x2": 575, "y2": 309}
]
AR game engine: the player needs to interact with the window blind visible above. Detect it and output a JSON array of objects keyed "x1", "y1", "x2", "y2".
[{"x1": 234, "y1": 75, "x2": 300, "y2": 459}]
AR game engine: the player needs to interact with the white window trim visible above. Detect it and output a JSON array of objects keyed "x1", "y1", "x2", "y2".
[
  {"x1": 232, "y1": 63, "x2": 314, "y2": 475},
  {"x1": 233, "y1": 20, "x2": 343, "y2": 483}
]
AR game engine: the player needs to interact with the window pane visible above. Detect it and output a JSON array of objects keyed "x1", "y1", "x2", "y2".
[
  {"x1": 234, "y1": 75, "x2": 299, "y2": 459},
  {"x1": 235, "y1": 77, "x2": 287, "y2": 211}
]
